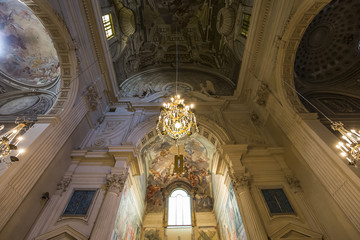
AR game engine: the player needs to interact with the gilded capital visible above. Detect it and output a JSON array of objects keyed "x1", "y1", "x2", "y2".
[{"x1": 106, "y1": 172, "x2": 128, "y2": 195}]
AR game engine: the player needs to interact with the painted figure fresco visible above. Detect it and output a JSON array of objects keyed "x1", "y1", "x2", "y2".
[
  {"x1": 142, "y1": 137, "x2": 213, "y2": 213},
  {"x1": 113, "y1": 181, "x2": 142, "y2": 240},
  {"x1": 218, "y1": 183, "x2": 247, "y2": 240},
  {"x1": 0, "y1": 0, "x2": 60, "y2": 86}
]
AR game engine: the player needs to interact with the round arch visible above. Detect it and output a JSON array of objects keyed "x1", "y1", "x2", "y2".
[
  {"x1": 274, "y1": 0, "x2": 330, "y2": 113},
  {"x1": 126, "y1": 114, "x2": 233, "y2": 151}
]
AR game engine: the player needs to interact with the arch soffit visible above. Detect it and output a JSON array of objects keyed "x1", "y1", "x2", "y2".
[
  {"x1": 275, "y1": 0, "x2": 330, "y2": 113},
  {"x1": 125, "y1": 114, "x2": 232, "y2": 151},
  {"x1": 21, "y1": 0, "x2": 79, "y2": 118}
]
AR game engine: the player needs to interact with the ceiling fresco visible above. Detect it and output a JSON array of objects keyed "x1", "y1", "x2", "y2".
[
  {"x1": 0, "y1": 0, "x2": 60, "y2": 120},
  {"x1": 294, "y1": 0, "x2": 360, "y2": 124},
  {"x1": 141, "y1": 136, "x2": 215, "y2": 213},
  {"x1": 0, "y1": 0, "x2": 60, "y2": 87},
  {"x1": 101, "y1": 0, "x2": 252, "y2": 97}
]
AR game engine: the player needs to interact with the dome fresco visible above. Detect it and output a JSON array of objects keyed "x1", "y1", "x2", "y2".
[{"x1": 0, "y1": 0, "x2": 60, "y2": 87}]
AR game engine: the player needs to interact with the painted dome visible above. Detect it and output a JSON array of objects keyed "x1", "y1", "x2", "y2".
[{"x1": 0, "y1": 0, "x2": 60, "y2": 87}]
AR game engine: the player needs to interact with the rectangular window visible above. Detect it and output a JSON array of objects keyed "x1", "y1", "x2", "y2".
[
  {"x1": 63, "y1": 190, "x2": 96, "y2": 217},
  {"x1": 261, "y1": 189, "x2": 295, "y2": 215},
  {"x1": 102, "y1": 13, "x2": 115, "y2": 40},
  {"x1": 240, "y1": 13, "x2": 251, "y2": 38}
]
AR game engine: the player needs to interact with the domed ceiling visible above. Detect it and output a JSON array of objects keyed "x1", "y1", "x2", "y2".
[
  {"x1": 0, "y1": 0, "x2": 60, "y2": 118},
  {"x1": 100, "y1": 0, "x2": 253, "y2": 97},
  {"x1": 294, "y1": 0, "x2": 360, "y2": 124}
]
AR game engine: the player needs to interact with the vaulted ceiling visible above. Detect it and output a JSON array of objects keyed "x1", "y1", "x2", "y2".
[{"x1": 100, "y1": 0, "x2": 253, "y2": 97}]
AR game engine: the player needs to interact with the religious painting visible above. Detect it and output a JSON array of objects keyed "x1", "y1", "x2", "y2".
[
  {"x1": 218, "y1": 183, "x2": 247, "y2": 240},
  {"x1": 113, "y1": 181, "x2": 142, "y2": 240},
  {"x1": 142, "y1": 137, "x2": 213, "y2": 213},
  {"x1": 0, "y1": 0, "x2": 60, "y2": 87}
]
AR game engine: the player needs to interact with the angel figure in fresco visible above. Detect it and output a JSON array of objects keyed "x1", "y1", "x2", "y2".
[
  {"x1": 200, "y1": 80, "x2": 216, "y2": 96},
  {"x1": 146, "y1": 184, "x2": 161, "y2": 200}
]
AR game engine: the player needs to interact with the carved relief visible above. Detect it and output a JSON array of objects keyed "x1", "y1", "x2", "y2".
[
  {"x1": 230, "y1": 173, "x2": 251, "y2": 191},
  {"x1": 256, "y1": 82, "x2": 269, "y2": 106},
  {"x1": 85, "y1": 85, "x2": 101, "y2": 111},
  {"x1": 106, "y1": 172, "x2": 128, "y2": 195},
  {"x1": 57, "y1": 177, "x2": 72, "y2": 196}
]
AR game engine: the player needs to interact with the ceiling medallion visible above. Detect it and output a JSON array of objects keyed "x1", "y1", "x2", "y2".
[
  {"x1": 156, "y1": 95, "x2": 198, "y2": 140},
  {"x1": 333, "y1": 122, "x2": 360, "y2": 167}
]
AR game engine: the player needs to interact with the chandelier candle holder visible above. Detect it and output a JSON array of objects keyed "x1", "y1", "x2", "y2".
[
  {"x1": 0, "y1": 122, "x2": 26, "y2": 163},
  {"x1": 156, "y1": 95, "x2": 198, "y2": 140},
  {"x1": 332, "y1": 122, "x2": 360, "y2": 167}
]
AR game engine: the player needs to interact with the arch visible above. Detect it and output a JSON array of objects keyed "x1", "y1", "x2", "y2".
[
  {"x1": 126, "y1": 114, "x2": 233, "y2": 151},
  {"x1": 274, "y1": 0, "x2": 330, "y2": 113}
]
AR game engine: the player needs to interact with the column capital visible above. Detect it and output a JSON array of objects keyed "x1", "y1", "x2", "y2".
[
  {"x1": 106, "y1": 172, "x2": 128, "y2": 195},
  {"x1": 230, "y1": 172, "x2": 251, "y2": 191}
]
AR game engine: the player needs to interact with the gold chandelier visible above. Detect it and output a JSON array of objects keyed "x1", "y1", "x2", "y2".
[
  {"x1": 0, "y1": 121, "x2": 26, "y2": 163},
  {"x1": 157, "y1": 24, "x2": 198, "y2": 141},
  {"x1": 157, "y1": 95, "x2": 198, "y2": 140},
  {"x1": 333, "y1": 122, "x2": 360, "y2": 166}
]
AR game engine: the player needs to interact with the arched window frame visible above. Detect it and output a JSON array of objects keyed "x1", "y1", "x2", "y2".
[{"x1": 163, "y1": 181, "x2": 196, "y2": 227}]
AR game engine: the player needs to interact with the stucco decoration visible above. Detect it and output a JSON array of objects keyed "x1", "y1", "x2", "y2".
[
  {"x1": 120, "y1": 68, "x2": 235, "y2": 97},
  {"x1": 142, "y1": 136, "x2": 214, "y2": 213},
  {"x1": 0, "y1": 92, "x2": 55, "y2": 115},
  {"x1": 0, "y1": 0, "x2": 60, "y2": 87}
]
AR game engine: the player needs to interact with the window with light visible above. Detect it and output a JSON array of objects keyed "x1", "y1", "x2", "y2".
[
  {"x1": 168, "y1": 189, "x2": 191, "y2": 226},
  {"x1": 102, "y1": 13, "x2": 115, "y2": 39},
  {"x1": 241, "y1": 13, "x2": 251, "y2": 38}
]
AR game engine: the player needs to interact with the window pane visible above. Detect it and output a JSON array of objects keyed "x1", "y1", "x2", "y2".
[
  {"x1": 63, "y1": 190, "x2": 96, "y2": 216},
  {"x1": 182, "y1": 196, "x2": 191, "y2": 225},
  {"x1": 168, "y1": 189, "x2": 191, "y2": 226},
  {"x1": 168, "y1": 196, "x2": 176, "y2": 225}
]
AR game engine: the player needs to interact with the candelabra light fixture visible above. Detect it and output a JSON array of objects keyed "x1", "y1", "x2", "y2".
[
  {"x1": 157, "y1": 24, "x2": 198, "y2": 141},
  {"x1": 0, "y1": 121, "x2": 26, "y2": 164},
  {"x1": 157, "y1": 95, "x2": 198, "y2": 140},
  {"x1": 333, "y1": 122, "x2": 360, "y2": 167}
]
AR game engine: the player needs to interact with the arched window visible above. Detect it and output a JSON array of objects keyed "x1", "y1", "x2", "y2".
[{"x1": 168, "y1": 189, "x2": 191, "y2": 226}]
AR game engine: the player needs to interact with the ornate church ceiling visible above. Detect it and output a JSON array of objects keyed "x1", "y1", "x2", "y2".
[
  {"x1": 0, "y1": 0, "x2": 60, "y2": 119},
  {"x1": 101, "y1": 0, "x2": 253, "y2": 97},
  {"x1": 294, "y1": 0, "x2": 360, "y2": 123}
]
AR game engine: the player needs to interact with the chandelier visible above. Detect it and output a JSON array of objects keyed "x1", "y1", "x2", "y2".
[
  {"x1": 332, "y1": 122, "x2": 360, "y2": 166},
  {"x1": 0, "y1": 121, "x2": 26, "y2": 163},
  {"x1": 157, "y1": 24, "x2": 198, "y2": 141},
  {"x1": 157, "y1": 95, "x2": 198, "y2": 140}
]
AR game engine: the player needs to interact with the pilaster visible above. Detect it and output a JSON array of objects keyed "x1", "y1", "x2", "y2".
[{"x1": 90, "y1": 171, "x2": 128, "y2": 240}]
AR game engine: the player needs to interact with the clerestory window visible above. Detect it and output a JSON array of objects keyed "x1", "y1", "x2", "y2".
[
  {"x1": 168, "y1": 189, "x2": 191, "y2": 226},
  {"x1": 102, "y1": 13, "x2": 115, "y2": 40}
]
